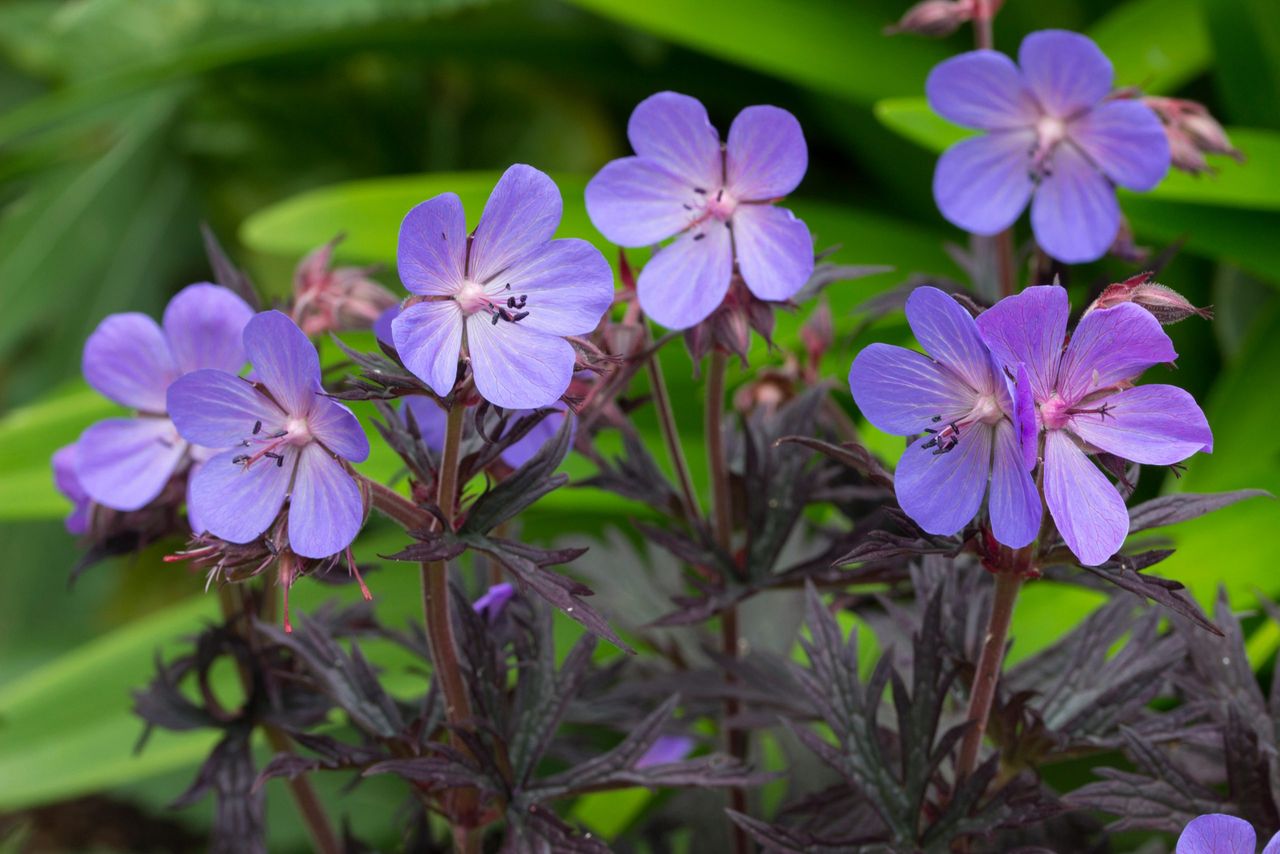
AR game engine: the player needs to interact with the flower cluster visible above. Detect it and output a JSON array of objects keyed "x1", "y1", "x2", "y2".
[{"x1": 850, "y1": 283, "x2": 1212, "y2": 566}]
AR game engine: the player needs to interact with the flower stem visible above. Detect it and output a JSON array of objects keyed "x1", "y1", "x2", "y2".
[
  {"x1": 216, "y1": 584, "x2": 342, "y2": 854},
  {"x1": 706, "y1": 350, "x2": 750, "y2": 854},
  {"x1": 648, "y1": 347, "x2": 700, "y2": 523},
  {"x1": 973, "y1": 0, "x2": 994, "y2": 50},
  {"x1": 955, "y1": 570, "x2": 1021, "y2": 779}
]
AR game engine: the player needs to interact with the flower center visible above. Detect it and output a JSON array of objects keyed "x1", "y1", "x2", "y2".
[
  {"x1": 230, "y1": 416, "x2": 309, "y2": 470},
  {"x1": 1029, "y1": 115, "x2": 1069, "y2": 179},
  {"x1": 922, "y1": 395, "x2": 1004, "y2": 456},
  {"x1": 683, "y1": 186, "x2": 738, "y2": 232},
  {"x1": 1040, "y1": 393, "x2": 1116, "y2": 431},
  {"x1": 453, "y1": 280, "x2": 530, "y2": 326}
]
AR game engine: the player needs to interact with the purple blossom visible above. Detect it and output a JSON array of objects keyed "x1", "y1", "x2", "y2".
[
  {"x1": 635, "y1": 735, "x2": 695, "y2": 769},
  {"x1": 75, "y1": 284, "x2": 254, "y2": 515},
  {"x1": 585, "y1": 91, "x2": 813, "y2": 330},
  {"x1": 392, "y1": 164, "x2": 614, "y2": 410},
  {"x1": 52, "y1": 443, "x2": 90, "y2": 535},
  {"x1": 472, "y1": 582, "x2": 515, "y2": 624},
  {"x1": 976, "y1": 285, "x2": 1212, "y2": 566},
  {"x1": 402, "y1": 396, "x2": 575, "y2": 469},
  {"x1": 927, "y1": 30, "x2": 1170, "y2": 263},
  {"x1": 1177, "y1": 814, "x2": 1280, "y2": 854},
  {"x1": 849, "y1": 287, "x2": 1039, "y2": 546},
  {"x1": 167, "y1": 311, "x2": 371, "y2": 559}
]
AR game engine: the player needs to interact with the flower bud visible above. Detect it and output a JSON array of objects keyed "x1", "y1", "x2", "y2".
[
  {"x1": 885, "y1": 0, "x2": 975, "y2": 37},
  {"x1": 1144, "y1": 96, "x2": 1244, "y2": 176},
  {"x1": 1086, "y1": 272, "x2": 1213, "y2": 325},
  {"x1": 292, "y1": 234, "x2": 399, "y2": 335},
  {"x1": 800, "y1": 299, "x2": 833, "y2": 378}
]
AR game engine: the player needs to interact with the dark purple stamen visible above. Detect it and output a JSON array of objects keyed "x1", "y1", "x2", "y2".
[
  {"x1": 693, "y1": 232, "x2": 706, "y2": 242},
  {"x1": 232, "y1": 454, "x2": 250, "y2": 465},
  {"x1": 694, "y1": 187, "x2": 707, "y2": 195},
  {"x1": 252, "y1": 420, "x2": 262, "y2": 435},
  {"x1": 922, "y1": 420, "x2": 961, "y2": 455}
]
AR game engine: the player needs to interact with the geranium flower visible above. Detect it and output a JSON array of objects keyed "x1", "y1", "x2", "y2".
[
  {"x1": 849, "y1": 286, "x2": 1039, "y2": 546},
  {"x1": 75, "y1": 284, "x2": 254, "y2": 515},
  {"x1": 927, "y1": 29, "x2": 1170, "y2": 263},
  {"x1": 168, "y1": 311, "x2": 370, "y2": 559},
  {"x1": 1177, "y1": 814, "x2": 1280, "y2": 854},
  {"x1": 52, "y1": 442, "x2": 90, "y2": 535},
  {"x1": 392, "y1": 164, "x2": 613, "y2": 409},
  {"x1": 585, "y1": 91, "x2": 813, "y2": 329},
  {"x1": 976, "y1": 285, "x2": 1212, "y2": 566}
]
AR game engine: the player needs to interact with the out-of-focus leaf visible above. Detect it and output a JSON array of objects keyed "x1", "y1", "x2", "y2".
[
  {"x1": 563, "y1": 0, "x2": 946, "y2": 105},
  {"x1": 1202, "y1": 0, "x2": 1280, "y2": 128},
  {"x1": 1090, "y1": 0, "x2": 1211, "y2": 94},
  {"x1": 1128, "y1": 490, "x2": 1272, "y2": 534}
]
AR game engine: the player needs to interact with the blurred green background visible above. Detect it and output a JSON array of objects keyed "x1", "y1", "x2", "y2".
[{"x1": 0, "y1": 0, "x2": 1276, "y2": 849}]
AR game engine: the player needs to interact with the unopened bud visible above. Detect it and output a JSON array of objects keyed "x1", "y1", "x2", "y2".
[
  {"x1": 292, "y1": 234, "x2": 399, "y2": 335},
  {"x1": 1087, "y1": 272, "x2": 1213, "y2": 325},
  {"x1": 1144, "y1": 96, "x2": 1244, "y2": 176},
  {"x1": 885, "y1": 0, "x2": 975, "y2": 37},
  {"x1": 800, "y1": 299, "x2": 833, "y2": 372}
]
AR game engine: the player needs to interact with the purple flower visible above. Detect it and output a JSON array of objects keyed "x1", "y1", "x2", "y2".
[
  {"x1": 635, "y1": 735, "x2": 696, "y2": 769},
  {"x1": 167, "y1": 311, "x2": 371, "y2": 559},
  {"x1": 849, "y1": 287, "x2": 1039, "y2": 547},
  {"x1": 976, "y1": 285, "x2": 1212, "y2": 566},
  {"x1": 927, "y1": 30, "x2": 1170, "y2": 263},
  {"x1": 392, "y1": 164, "x2": 614, "y2": 410},
  {"x1": 52, "y1": 442, "x2": 90, "y2": 535},
  {"x1": 401, "y1": 396, "x2": 575, "y2": 470},
  {"x1": 585, "y1": 91, "x2": 813, "y2": 330},
  {"x1": 472, "y1": 582, "x2": 516, "y2": 624},
  {"x1": 1177, "y1": 814, "x2": 1280, "y2": 854},
  {"x1": 75, "y1": 284, "x2": 254, "y2": 514}
]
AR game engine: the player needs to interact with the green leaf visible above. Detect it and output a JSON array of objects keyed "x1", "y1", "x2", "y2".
[
  {"x1": 1202, "y1": 0, "x2": 1280, "y2": 128},
  {"x1": 562, "y1": 0, "x2": 946, "y2": 105},
  {"x1": 1089, "y1": 0, "x2": 1211, "y2": 95}
]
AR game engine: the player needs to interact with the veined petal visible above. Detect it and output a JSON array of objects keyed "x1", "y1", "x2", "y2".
[
  {"x1": 469, "y1": 164, "x2": 562, "y2": 284},
  {"x1": 585, "y1": 157, "x2": 693, "y2": 247},
  {"x1": 926, "y1": 50, "x2": 1040, "y2": 130},
  {"x1": 53, "y1": 443, "x2": 89, "y2": 536},
  {"x1": 1263, "y1": 830, "x2": 1280, "y2": 854},
  {"x1": 1070, "y1": 385, "x2": 1211, "y2": 465},
  {"x1": 188, "y1": 446, "x2": 291, "y2": 542},
  {"x1": 636, "y1": 223, "x2": 733, "y2": 330},
  {"x1": 1019, "y1": 30, "x2": 1112, "y2": 118},
  {"x1": 244, "y1": 311, "x2": 321, "y2": 416},
  {"x1": 732, "y1": 204, "x2": 813, "y2": 302},
  {"x1": 374, "y1": 305, "x2": 399, "y2": 347},
  {"x1": 1044, "y1": 429, "x2": 1127, "y2": 566},
  {"x1": 895, "y1": 424, "x2": 993, "y2": 536},
  {"x1": 988, "y1": 419, "x2": 1041, "y2": 548},
  {"x1": 397, "y1": 193, "x2": 468, "y2": 296},
  {"x1": 849, "y1": 343, "x2": 974, "y2": 435},
  {"x1": 1176, "y1": 814, "x2": 1256, "y2": 854},
  {"x1": 288, "y1": 444, "x2": 364, "y2": 558},
  {"x1": 1071, "y1": 100, "x2": 1170, "y2": 192},
  {"x1": 975, "y1": 285, "x2": 1069, "y2": 402},
  {"x1": 627, "y1": 91, "x2": 722, "y2": 189},
  {"x1": 1031, "y1": 143, "x2": 1120, "y2": 263},
  {"x1": 905, "y1": 286, "x2": 996, "y2": 395},
  {"x1": 77, "y1": 417, "x2": 185, "y2": 511},
  {"x1": 725, "y1": 105, "x2": 807, "y2": 200},
  {"x1": 307, "y1": 397, "x2": 370, "y2": 463},
  {"x1": 467, "y1": 318, "x2": 574, "y2": 409},
  {"x1": 83, "y1": 313, "x2": 178, "y2": 413},
  {"x1": 163, "y1": 283, "x2": 254, "y2": 375},
  {"x1": 168, "y1": 369, "x2": 284, "y2": 449},
  {"x1": 1058, "y1": 302, "x2": 1176, "y2": 403},
  {"x1": 933, "y1": 131, "x2": 1036, "y2": 236},
  {"x1": 1013, "y1": 363, "x2": 1038, "y2": 470},
  {"x1": 393, "y1": 300, "x2": 464, "y2": 398},
  {"x1": 486, "y1": 238, "x2": 613, "y2": 336}
]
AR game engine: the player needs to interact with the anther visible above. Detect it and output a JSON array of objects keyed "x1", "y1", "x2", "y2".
[
  {"x1": 252, "y1": 420, "x2": 262, "y2": 435},
  {"x1": 694, "y1": 187, "x2": 707, "y2": 195},
  {"x1": 693, "y1": 233, "x2": 706, "y2": 242},
  {"x1": 510, "y1": 311, "x2": 529, "y2": 322},
  {"x1": 232, "y1": 454, "x2": 249, "y2": 465},
  {"x1": 716, "y1": 189, "x2": 723, "y2": 201}
]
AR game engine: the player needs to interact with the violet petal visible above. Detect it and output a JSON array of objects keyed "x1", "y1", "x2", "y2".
[
  {"x1": 1018, "y1": 29, "x2": 1112, "y2": 118},
  {"x1": 848, "y1": 343, "x2": 973, "y2": 435},
  {"x1": 392, "y1": 300, "x2": 464, "y2": 398},
  {"x1": 1176, "y1": 814, "x2": 1256, "y2": 854},
  {"x1": 168, "y1": 369, "x2": 285, "y2": 449},
  {"x1": 466, "y1": 316, "x2": 575, "y2": 409},
  {"x1": 974, "y1": 285, "x2": 1069, "y2": 403},
  {"x1": 1044, "y1": 428, "x2": 1127, "y2": 566},
  {"x1": 76, "y1": 417, "x2": 185, "y2": 511},
  {"x1": 501, "y1": 405, "x2": 575, "y2": 469},
  {"x1": 627, "y1": 91, "x2": 721, "y2": 189},
  {"x1": 933, "y1": 130, "x2": 1036, "y2": 236},
  {"x1": 244, "y1": 311, "x2": 322, "y2": 417},
  {"x1": 397, "y1": 193, "x2": 468, "y2": 297},
  {"x1": 469, "y1": 164, "x2": 562, "y2": 285},
  {"x1": 732, "y1": 204, "x2": 813, "y2": 302},
  {"x1": 894, "y1": 424, "x2": 993, "y2": 536},
  {"x1": 584, "y1": 156, "x2": 695, "y2": 247},
  {"x1": 189, "y1": 446, "x2": 292, "y2": 544},
  {"x1": 636, "y1": 224, "x2": 733, "y2": 330},
  {"x1": 905, "y1": 286, "x2": 995, "y2": 395},
  {"x1": 926, "y1": 50, "x2": 1039, "y2": 130},
  {"x1": 1070, "y1": 385, "x2": 1212, "y2": 465},
  {"x1": 1071, "y1": 99, "x2": 1171, "y2": 192},
  {"x1": 1057, "y1": 302, "x2": 1176, "y2": 404},
  {"x1": 288, "y1": 443, "x2": 364, "y2": 558},
  {"x1": 1031, "y1": 143, "x2": 1119, "y2": 263},
  {"x1": 725, "y1": 104, "x2": 808, "y2": 200},
  {"x1": 162, "y1": 283, "x2": 254, "y2": 375},
  {"x1": 988, "y1": 419, "x2": 1041, "y2": 548},
  {"x1": 307, "y1": 397, "x2": 371, "y2": 463},
  {"x1": 482, "y1": 237, "x2": 614, "y2": 337},
  {"x1": 82, "y1": 312, "x2": 179, "y2": 413}
]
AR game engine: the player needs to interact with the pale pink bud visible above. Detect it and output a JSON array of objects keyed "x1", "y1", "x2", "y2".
[
  {"x1": 291, "y1": 234, "x2": 399, "y2": 335},
  {"x1": 800, "y1": 299, "x2": 833, "y2": 373},
  {"x1": 1144, "y1": 96, "x2": 1244, "y2": 175},
  {"x1": 1087, "y1": 272, "x2": 1213, "y2": 325},
  {"x1": 885, "y1": 0, "x2": 975, "y2": 37}
]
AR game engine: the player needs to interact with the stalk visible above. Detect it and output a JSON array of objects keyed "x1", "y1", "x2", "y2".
[
  {"x1": 955, "y1": 570, "x2": 1021, "y2": 779},
  {"x1": 706, "y1": 351, "x2": 750, "y2": 854},
  {"x1": 216, "y1": 584, "x2": 342, "y2": 854},
  {"x1": 972, "y1": 0, "x2": 1018, "y2": 299},
  {"x1": 647, "y1": 346, "x2": 700, "y2": 523}
]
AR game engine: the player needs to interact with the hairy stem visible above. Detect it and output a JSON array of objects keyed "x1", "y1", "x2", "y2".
[
  {"x1": 706, "y1": 351, "x2": 750, "y2": 854},
  {"x1": 216, "y1": 584, "x2": 342, "y2": 854},
  {"x1": 648, "y1": 347, "x2": 701, "y2": 523},
  {"x1": 956, "y1": 570, "x2": 1022, "y2": 779}
]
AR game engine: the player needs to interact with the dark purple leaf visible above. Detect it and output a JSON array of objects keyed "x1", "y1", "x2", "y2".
[
  {"x1": 1128, "y1": 489, "x2": 1271, "y2": 533},
  {"x1": 776, "y1": 436, "x2": 895, "y2": 490}
]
